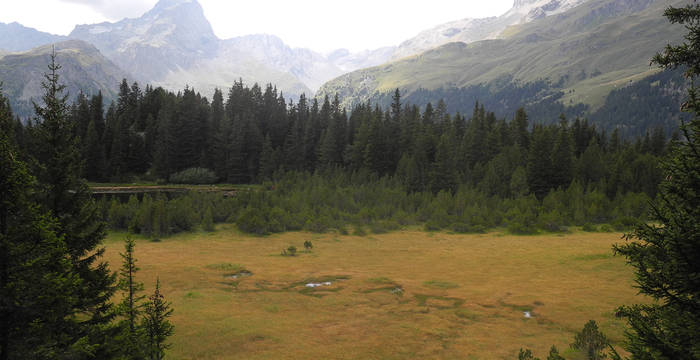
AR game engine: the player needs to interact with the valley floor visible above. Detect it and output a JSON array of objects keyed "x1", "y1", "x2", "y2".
[{"x1": 103, "y1": 226, "x2": 640, "y2": 359}]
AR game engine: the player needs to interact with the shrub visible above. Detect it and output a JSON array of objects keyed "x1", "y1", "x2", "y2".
[
  {"x1": 303, "y1": 241, "x2": 313, "y2": 251},
  {"x1": 236, "y1": 207, "x2": 269, "y2": 235},
  {"x1": 450, "y1": 223, "x2": 471, "y2": 233},
  {"x1": 369, "y1": 220, "x2": 400, "y2": 234},
  {"x1": 424, "y1": 220, "x2": 443, "y2": 231},
  {"x1": 353, "y1": 226, "x2": 367, "y2": 236},
  {"x1": 599, "y1": 224, "x2": 614, "y2": 232},
  {"x1": 201, "y1": 206, "x2": 214, "y2": 232},
  {"x1": 286, "y1": 246, "x2": 297, "y2": 256},
  {"x1": 169, "y1": 167, "x2": 218, "y2": 184},
  {"x1": 611, "y1": 216, "x2": 638, "y2": 231},
  {"x1": 582, "y1": 223, "x2": 598, "y2": 232}
]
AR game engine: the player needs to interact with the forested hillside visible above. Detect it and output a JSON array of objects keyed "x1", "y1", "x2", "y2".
[
  {"x1": 5, "y1": 78, "x2": 668, "y2": 237},
  {"x1": 317, "y1": 0, "x2": 686, "y2": 135},
  {"x1": 11, "y1": 80, "x2": 666, "y2": 194}
]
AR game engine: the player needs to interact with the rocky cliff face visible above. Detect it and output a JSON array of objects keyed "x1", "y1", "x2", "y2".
[{"x1": 69, "y1": 0, "x2": 217, "y2": 82}]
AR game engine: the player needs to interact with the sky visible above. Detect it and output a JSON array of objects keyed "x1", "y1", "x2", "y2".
[{"x1": 0, "y1": 0, "x2": 514, "y2": 52}]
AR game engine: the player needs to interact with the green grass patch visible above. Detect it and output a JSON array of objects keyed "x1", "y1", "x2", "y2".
[
  {"x1": 455, "y1": 309, "x2": 480, "y2": 321},
  {"x1": 423, "y1": 280, "x2": 459, "y2": 289},
  {"x1": 367, "y1": 277, "x2": 394, "y2": 284},
  {"x1": 414, "y1": 294, "x2": 465, "y2": 309},
  {"x1": 573, "y1": 253, "x2": 613, "y2": 261},
  {"x1": 205, "y1": 263, "x2": 246, "y2": 272}
]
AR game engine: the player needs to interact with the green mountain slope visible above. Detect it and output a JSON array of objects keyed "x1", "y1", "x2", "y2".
[
  {"x1": 0, "y1": 40, "x2": 128, "y2": 118},
  {"x1": 317, "y1": 0, "x2": 686, "y2": 121}
]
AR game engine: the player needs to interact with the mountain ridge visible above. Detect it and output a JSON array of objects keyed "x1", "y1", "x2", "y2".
[
  {"x1": 316, "y1": 0, "x2": 682, "y2": 119},
  {"x1": 0, "y1": 39, "x2": 128, "y2": 117}
]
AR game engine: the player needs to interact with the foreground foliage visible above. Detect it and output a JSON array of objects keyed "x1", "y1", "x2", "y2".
[{"x1": 613, "y1": 3, "x2": 700, "y2": 359}]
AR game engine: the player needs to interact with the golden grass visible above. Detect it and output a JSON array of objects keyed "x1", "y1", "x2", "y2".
[{"x1": 103, "y1": 226, "x2": 642, "y2": 359}]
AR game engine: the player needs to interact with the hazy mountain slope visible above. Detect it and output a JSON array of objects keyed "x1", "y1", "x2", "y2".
[
  {"x1": 0, "y1": 22, "x2": 66, "y2": 52},
  {"x1": 392, "y1": 0, "x2": 590, "y2": 60},
  {"x1": 0, "y1": 40, "x2": 127, "y2": 118},
  {"x1": 317, "y1": 0, "x2": 683, "y2": 114},
  {"x1": 220, "y1": 34, "x2": 341, "y2": 92},
  {"x1": 327, "y1": 47, "x2": 397, "y2": 72},
  {"x1": 69, "y1": 0, "x2": 218, "y2": 82},
  {"x1": 66, "y1": 0, "x2": 390, "y2": 96}
]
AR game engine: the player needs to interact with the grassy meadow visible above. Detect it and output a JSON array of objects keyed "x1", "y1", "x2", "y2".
[{"x1": 103, "y1": 226, "x2": 643, "y2": 359}]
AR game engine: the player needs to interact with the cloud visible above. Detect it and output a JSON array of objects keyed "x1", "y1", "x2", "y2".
[{"x1": 58, "y1": 0, "x2": 157, "y2": 21}]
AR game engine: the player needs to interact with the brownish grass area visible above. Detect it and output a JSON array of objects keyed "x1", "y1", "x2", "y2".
[{"x1": 103, "y1": 226, "x2": 641, "y2": 359}]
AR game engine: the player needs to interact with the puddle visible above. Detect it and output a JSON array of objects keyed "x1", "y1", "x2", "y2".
[
  {"x1": 305, "y1": 281, "x2": 332, "y2": 288},
  {"x1": 523, "y1": 311, "x2": 532, "y2": 318},
  {"x1": 225, "y1": 270, "x2": 252, "y2": 279}
]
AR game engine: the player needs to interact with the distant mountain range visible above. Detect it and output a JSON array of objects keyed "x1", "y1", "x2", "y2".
[
  {"x1": 391, "y1": 0, "x2": 590, "y2": 59},
  {"x1": 0, "y1": 0, "x2": 397, "y2": 112},
  {"x1": 0, "y1": 0, "x2": 689, "y2": 134},
  {"x1": 0, "y1": 22, "x2": 66, "y2": 52},
  {"x1": 0, "y1": 40, "x2": 127, "y2": 118},
  {"x1": 317, "y1": 0, "x2": 687, "y2": 134}
]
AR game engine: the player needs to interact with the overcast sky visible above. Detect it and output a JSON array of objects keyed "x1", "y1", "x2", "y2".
[{"x1": 0, "y1": 0, "x2": 513, "y2": 52}]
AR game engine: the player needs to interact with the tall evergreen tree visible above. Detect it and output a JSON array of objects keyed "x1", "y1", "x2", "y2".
[
  {"x1": 117, "y1": 235, "x2": 145, "y2": 359},
  {"x1": 30, "y1": 50, "x2": 117, "y2": 357},
  {"x1": 83, "y1": 116, "x2": 105, "y2": 181},
  {"x1": 613, "y1": 4, "x2": 700, "y2": 358},
  {"x1": 142, "y1": 278, "x2": 174, "y2": 360},
  {"x1": 551, "y1": 116, "x2": 574, "y2": 189},
  {"x1": 0, "y1": 87, "x2": 88, "y2": 359},
  {"x1": 526, "y1": 125, "x2": 553, "y2": 199}
]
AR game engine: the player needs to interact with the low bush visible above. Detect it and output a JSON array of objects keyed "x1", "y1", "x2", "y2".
[{"x1": 169, "y1": 167, "x2": 218, "y2": 184}]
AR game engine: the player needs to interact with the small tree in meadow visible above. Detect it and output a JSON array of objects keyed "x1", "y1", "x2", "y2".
[
  {"x1": 143, "y1": 278, "x2": 174, "y2": 360},
  {"x1": 570, "y1": 320, "x2": 610, "y2": 360},
  {"x1": 303, "y1": 240, "x2": 313, "y2": 252}
]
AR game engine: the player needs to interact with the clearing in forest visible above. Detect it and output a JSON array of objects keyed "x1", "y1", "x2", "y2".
[{"x1": 103, "y1": 226, "x2": 641, "y2": 359}]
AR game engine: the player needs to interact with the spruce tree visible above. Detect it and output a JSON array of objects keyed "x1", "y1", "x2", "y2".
[
  {"x1": 0, "y1": 88, "x2": 84, "y2": 359},
  {"x1": 118, "y1": 235, "x2": 145, "y2": 359},
  {"x1": 613, "y1": 3, "x2": 700, "y2": 358},
  {"x1": 527, "y1": 125, "x2": 553, "y2": 199},
  {"x1": 551, "y1": 116, "x2": 574, "y2": 189},
  {"x1": 83, "y1": 116, "x2": 105, "y2": 181},
  {"x1": 30, "y1": 50, "x2": 117, "y2": 357},
  {"x1": 143, "y1": 279, "x2": 174, "y2": 360}
]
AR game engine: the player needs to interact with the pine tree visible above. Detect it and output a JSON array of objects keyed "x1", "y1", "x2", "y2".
[
  {"x1": 613, "y1": 3, "x2": 700, "y2": 358},
  {"x1": 527, "y1": 125, "x2": 553, "y2": 199},
  {"x1": 118, "y1": 235, "x2": 145, "y2": 359},
  {"x1": 430, "y1": 131, "x2": 459, "y2": 194},
  {"x1": 29, "y1": 50, "x2": 118, "y2": 357},
  {"x1": 511, "y1": 107, "x2": 530, "y2": 150},
  {"x1": 202, "y1": 205, "x2": 214, "y2": 232},
  {"x1": 551, "y1": 116, "x2": 574, "y2": 189},
  {"x1": 258, "y1": 134, "x2": 277, "y2": 181},
  {"x1": 83, "y1": 116, "x2": 105, "y2": 181},
  {"x1": 143, "y1": 279, "x2": 174, "y2": 360},
  {"x1": 0, "y1": 88, "x2": 85, "y2": 359}
]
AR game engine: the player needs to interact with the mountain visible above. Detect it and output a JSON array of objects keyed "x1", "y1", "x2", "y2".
[
  {"x1": 328, "y1": 47, "x2": 397, "y2": 72},
  {"x1": 0, "y1": 40, "x2": 128, "y2": 117},
  {"x1": 317, "y1": 0, "x2": 686, "y2": 132},
  {"x1": 67, "y1": 0, "x2": 392, "y2": 97},
  {"x1": 392, "y1": 0, "x2": 590, "y2": 60},
  {"x1": 69, "y1": 0, "x2": 218, "y2": 82},
  {"x1": 0, "y1": 22, "x2": 66, "y2": 52},
  {"x1": 218, "y1": 34, "x2": 341, "y2": 92}
]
